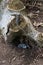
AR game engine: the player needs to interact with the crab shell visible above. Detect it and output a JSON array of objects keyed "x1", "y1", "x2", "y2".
[{"x1": 7, "y1": 0, "x2": 25, "y2": 12}]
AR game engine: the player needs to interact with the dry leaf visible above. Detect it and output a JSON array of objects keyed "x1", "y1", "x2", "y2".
[{"x1": 33, "y1": 22, "x2": 43, "y2": 27}]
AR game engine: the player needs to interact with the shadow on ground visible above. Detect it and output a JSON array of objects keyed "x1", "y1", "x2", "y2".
[{"x1": 0, "y1": 36, "x2": 43, "y2": 65}]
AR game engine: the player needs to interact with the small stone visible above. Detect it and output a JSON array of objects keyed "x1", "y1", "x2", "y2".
[
  {"x1": 41, "y1": 54, "x2": 43, "y2": 57},
  {"x1": 18, "y1": 43, "x2": 29, "y2": 48},
  {"x1": 2, "y1": 60, "x2": 6, "y2": 63}
]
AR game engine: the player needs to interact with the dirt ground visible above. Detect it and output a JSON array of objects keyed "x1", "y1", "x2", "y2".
[{"x1": 0, "y1": 35, "x2": 43, "y2": 65}]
